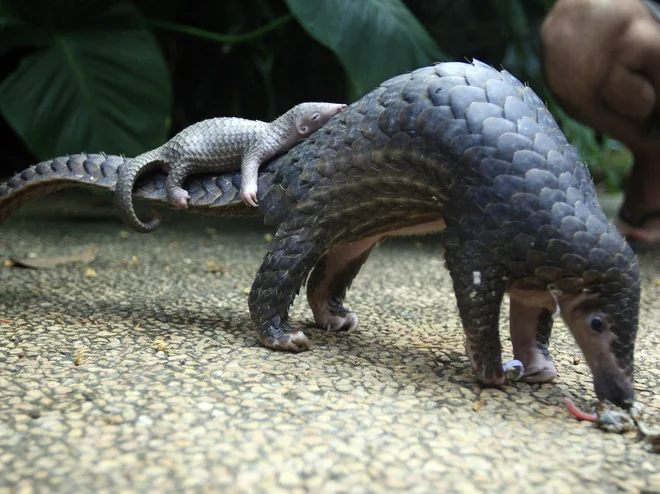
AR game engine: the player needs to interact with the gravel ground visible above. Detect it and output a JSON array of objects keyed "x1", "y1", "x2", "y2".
[{"x1": 1, "y1": 191, "x2": 659, "y2": 493}]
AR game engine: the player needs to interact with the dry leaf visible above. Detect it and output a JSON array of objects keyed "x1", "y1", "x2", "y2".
[
  {"x1": 153, "y1": 338, "x2": 168, "y2": 352},
  {"x1": 84, "y1": 268, "x2": 97, "y2": 278},
  {"x1": 11, "y1": 245, "x2": 99, "y2": 269},
  {"x1": 473, "y1": 399, "x2": 483, "y2": 411},
  {"x1": 74, "y1": 351, "x2": 87, "y2": 366}
]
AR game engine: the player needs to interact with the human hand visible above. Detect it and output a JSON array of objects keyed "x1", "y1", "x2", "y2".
[{"x1": 541, "y1": 0, "x2": 660, "y2": 149}]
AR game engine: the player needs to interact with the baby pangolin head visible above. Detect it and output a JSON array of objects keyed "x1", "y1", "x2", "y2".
[{"x1": 292, "y1": 102, "x2": 347, "y2": 137}]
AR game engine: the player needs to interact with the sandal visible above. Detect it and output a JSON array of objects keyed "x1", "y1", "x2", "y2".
[{"x1": 617, "y1": 207, "x2": 660, "y2": 251}]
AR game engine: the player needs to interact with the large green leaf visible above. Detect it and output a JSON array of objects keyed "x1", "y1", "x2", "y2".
[
  {"x1": 0, "y1": 2, "x2": 171, "y2": 159},
  {"x1": 284, "y1": 0, "x2": 448, "y2": 97}
]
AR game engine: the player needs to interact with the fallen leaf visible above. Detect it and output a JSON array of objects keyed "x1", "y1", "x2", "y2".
[
  {"x1": 119, "y1": 231, "x2": 129, "y2": 239},
  {"x1": 242, "y1": 287, "x2": 250, "y2": 295},
  {"x1": 3, "y1": 260, "x2": 13, "y2": 268},
  {"x1": 205, "y1": 261, "x2": 225, "y2": 274},
  {"x1": 10, "y1": 245, "x2": 99, "y2": 269},
  {"x1": 473, "y1": 399, "x2": 483, "y2": 411},
  {"x1": 0, "y1": 319, "x2": 12, "y2": 324},
  {"x1": 84, "y1": 268, "x2": 97, "y2": 278},
  {"x1": 74, "y1": 351, "x2": 87, "y2": 366},
  {"x1": 131, "y1": 256, "x2": 138, "y2": 265},
  {"x1": 153, "y1": 338, "x2": 168, "y2": 352}
]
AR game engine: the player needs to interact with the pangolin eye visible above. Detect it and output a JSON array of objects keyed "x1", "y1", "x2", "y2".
[
  {"x1": 589, "y1": 315, "x2": 605, "y2": 333},
  {"x1": 312, "y1": 113, "x2": 320, "y2": 120}
]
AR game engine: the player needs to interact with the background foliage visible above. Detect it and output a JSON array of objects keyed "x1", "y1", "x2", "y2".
[{"x1": 0, "y1": 0, "x2": 632, "y2": 189}]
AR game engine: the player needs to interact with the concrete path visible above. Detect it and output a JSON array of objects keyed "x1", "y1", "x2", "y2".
[{"x1": 1, "y1": 191, "x2": 659, "y2": 493}]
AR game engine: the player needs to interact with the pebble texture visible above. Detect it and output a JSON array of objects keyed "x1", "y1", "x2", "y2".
[{"x1": 1, "y1": 193, "x2": 659, "y2": 493}]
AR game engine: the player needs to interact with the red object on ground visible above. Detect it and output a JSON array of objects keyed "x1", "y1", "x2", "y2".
[{"x1": 564, "y1": 397, "x2": 597, "y2": 422}]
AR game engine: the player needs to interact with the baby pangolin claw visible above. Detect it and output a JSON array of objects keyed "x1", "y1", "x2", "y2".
[{"x1": 241, "y1": 188, "x2": 259, "y2": 208}]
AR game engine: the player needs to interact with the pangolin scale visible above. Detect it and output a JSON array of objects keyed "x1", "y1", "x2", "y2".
[{"x1": 0, "y1": 60, "x2": 641, "y2": 407}]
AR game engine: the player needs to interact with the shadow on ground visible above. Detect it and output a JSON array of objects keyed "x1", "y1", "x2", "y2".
[{"x1": 1, "y1": 191, "x2": 659, "y2": 492}]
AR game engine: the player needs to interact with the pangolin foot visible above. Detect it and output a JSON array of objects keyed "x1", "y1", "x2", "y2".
[
  {"x1": 261, "y1": 329, "x2": 311, "y2": 352},
  {"x1": 475, "y1": 371, "x2": 506, "y2": 387},
  {"x1": 466, "y1": 337, "x2": 506, "y2": 386},
  {"x1": 518, "y1": 362, "x2": 558, "y2": 383},
  {"x1": 240, "y1": 187, "x2": 259, "y2": 208},
  {"x1": 319, "y1": 309, "x2": 359, "y2": 333},
  {"x1": 170, "y1": 188, "x2": 190, "y2": 209},
  {"x1": 311, "y1": 299, "x2": 359, "y2": 332},
  {"x1": 471, "y1": 361, "x2": 506, "y2": 386},
  {"x1": 512, "y1": 347, "x2": 558, "y2": 383}
]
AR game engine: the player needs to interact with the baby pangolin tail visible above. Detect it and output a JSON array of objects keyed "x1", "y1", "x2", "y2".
[{"x1": 115, "y1": 148, "x2": 164, "y2": 233}]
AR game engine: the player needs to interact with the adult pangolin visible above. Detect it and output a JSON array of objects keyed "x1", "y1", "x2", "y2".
[{"x1": 0, "y1": 60, "x2": 641, "y2": 407}]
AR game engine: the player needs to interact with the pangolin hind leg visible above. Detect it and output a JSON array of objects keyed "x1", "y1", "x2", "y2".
[
  {"x1": 247, "y1": 226, "x2": 328, "y2": 352},
  {"x1": 164, "y1": 160, "x2": 194, "y2": 209},
  {"x1": 306, "y1": 238, "x2": 378, "y2": 332},
  {"x1": 507, "y1": 288, "x2": 558, "y2": 383}
]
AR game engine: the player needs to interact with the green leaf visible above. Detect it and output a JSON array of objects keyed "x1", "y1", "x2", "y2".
[
  {"x1": 0, "y1": 2, "x2": 171, "y2": 159},
  {"x1": 284, "y1": 0, "x2": 448, "y2": 97}
]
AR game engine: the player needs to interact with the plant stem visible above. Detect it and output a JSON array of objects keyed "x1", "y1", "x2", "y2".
[{"x1": 147, "y1": 13, "x2": 293, "y2": 44}]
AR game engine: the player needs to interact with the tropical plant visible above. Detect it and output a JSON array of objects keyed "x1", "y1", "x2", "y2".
[{"x1": 0, "y1": 0, "x2": 632, "y2": 189}]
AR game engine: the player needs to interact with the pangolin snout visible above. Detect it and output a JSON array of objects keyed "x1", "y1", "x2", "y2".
[{"x1": 593, "y1": 370, "x2": 634, "y2": 408}]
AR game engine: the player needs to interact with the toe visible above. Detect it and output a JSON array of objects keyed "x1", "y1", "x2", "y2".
[
  {"x1": 265, "y1": 330, "x2": 311, "y2": 352},
  {"x1": 241, "y1": 191, "x2": 258, "y2": 208},
  {"x1": 315, "y1": 310, "x2": 359, "y2": 333},
  {"x1": 520, "y1": 367, "x2": 558, "y2": 383}
]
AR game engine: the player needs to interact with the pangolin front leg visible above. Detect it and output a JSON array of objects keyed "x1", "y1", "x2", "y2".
[
  {"x1": 507, "y1": 289, "x2": 558, "y2": 383},
  {"x1": 306, "y1": 238, "x2": 377, "y2": 332},
  {"x1": 444, "y1": 245, "x2": 507, "y2": 386}
]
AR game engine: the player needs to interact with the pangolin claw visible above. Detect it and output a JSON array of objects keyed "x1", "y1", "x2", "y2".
[
  {"x1": 503, "y1": 359, "x2": 525, "y2": 381},
  {"x1": 318, "y1": 311, "x2": 359, "y2": 333},
  {"x1": 263, "y1": 329, "x2": 311, "y2": 352},
  {"x1": 240, "y1": 189, "x2": 259, "y2": 208}
]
